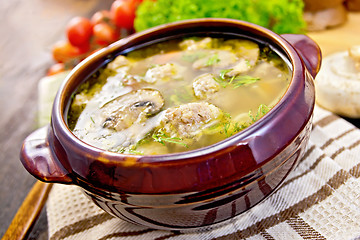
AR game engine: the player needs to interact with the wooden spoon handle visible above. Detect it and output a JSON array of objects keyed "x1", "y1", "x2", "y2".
[{"x1": 2, "y1": 181, "x2": 53, "y2": 240}]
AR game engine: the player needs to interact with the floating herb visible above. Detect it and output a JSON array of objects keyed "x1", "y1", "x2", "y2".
[
  {"x1": 223, "y1": 122, "x2": 231, "y2": 137},
  {"x1": 152, "y1": 130, "x2": 189, "y2": 148},
  {"x1": 219, "y1": 69, "x2": 233, "y2": 79},
  {"x1": 218, "y1": 104, "x2": 269, "y2": 138},
  {"x1": 249, "y1": 104, "x2": 270, "y2": 122},
  {"x1": 220, "y1": 121, "x2": 248, "y2": 137},
  {"x1": 114, "y1": 146, "x2": 144, "y2": 155},
  {"x1": 213, "y1": 76, "x2": 230, "y2": 88},
  {"x1": 127, "y1": 149, "x2": 144, "y2": 155},
  {"x1": 214, "y1": 70, "x2": 260, "y2": 89},
  {"x1": 90, "y1": 116, "x2": 95, "y2": 124},
  {"x1": 223, "y1": 112, "x2": 232, "y2": 119},
  {"x1": 232, "y1": 75, "x2": 260, "y2": 88},
  {"x1": 206, "y1": 54, "x2": 220, "y2": 66},
  {"x1": 233, "y1": 122, "x2": 246, "y2": 133}
]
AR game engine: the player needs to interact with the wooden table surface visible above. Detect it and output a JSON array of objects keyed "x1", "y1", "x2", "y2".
[
  {"x1": 0, "y1": 1, "x2": 112, "y2": 239},
  {"x1": 0, "y1": 1, "x2": 359, "y2": 239}
]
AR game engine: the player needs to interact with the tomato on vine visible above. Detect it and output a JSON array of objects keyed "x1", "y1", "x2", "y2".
[
  {"x1": 49, "y1": 0, "x2": 145, "y2": 74},
  {"x1": 66, "y1": 17, "x2": 93, "y2": 47},
  {"x1": 111, "y1": 0, "x2": 137, "y2": 30},
  {"x1": 52, "y1": 40, "x2": 88, "y2": 63},
  {"x1": 93, "y1": 23, "x2": 120, "y2": 46},
  {"x1": 91, "y1": 10, "x2": 112, "y2": 25}
]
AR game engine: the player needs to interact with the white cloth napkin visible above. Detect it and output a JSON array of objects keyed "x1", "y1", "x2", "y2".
[{"x1": 40, "y1": 75, "x2": 360, "y2": 240}]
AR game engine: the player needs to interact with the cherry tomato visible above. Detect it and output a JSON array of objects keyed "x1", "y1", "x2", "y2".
[
  {"x1": 91, "y1": 10, "x2": 112, "y2": 25},
  {"x1": 46, "y1": 63, "x2": 66, "y2": 76},
  {"x1": 111, "y1": 0, "x2": 136, "y2": 30},
  {"x1": 52, "y1": 40, "x2": 88, "y2": 63},
  {"x1": 66, "y1": 17, "x2": 93, "y2": 47},
  {"x1": 93, "y1": 23, "x2": 120, "y2": 46}
]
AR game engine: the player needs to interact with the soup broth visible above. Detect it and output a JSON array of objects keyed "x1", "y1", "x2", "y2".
[{"x1": 68, "y1": 37, "x2": 291, "y2": 155}]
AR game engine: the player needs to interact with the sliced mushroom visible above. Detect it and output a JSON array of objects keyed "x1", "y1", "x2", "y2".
[
  {"x1": 101, "y1": 89, "x2": 164, "y2": 131},
  {"x1": 193, "y1": 73, "x2": 220, "y2": 100}
]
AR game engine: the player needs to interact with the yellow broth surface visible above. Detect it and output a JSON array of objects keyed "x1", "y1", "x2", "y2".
[{"x1": 68, "y1": 37, "x2": 290, "y2": 155}]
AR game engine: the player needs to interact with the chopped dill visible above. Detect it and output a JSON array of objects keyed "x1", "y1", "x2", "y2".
[
  {"x1": 214, "y1": 70, "x2": 260, "y2": 89},
  {"x1": 206, "y1": 54, "x2": 220, "y2": 66},
  {"x1": 232, "y1": 76, "x2": 260, "y2": 88},
  {"x1": 218, "y1": 104, "x2": 270, "y2": 138},
  {"x1": 90, "y1": 116, "x2": 95, "y2": 124},
  {"x1": 223, "y1": 122, "x2": 231, "y2": 137},
  {"x1": 114, "y1": 146, "x2": 144, "y2": 155},
  {"x1": 219, "y1": 69, "x2": 233, "y2": 79},
  {"x1": 220, "y1": 121, "x2": 248, "y2": 137},
  {"x1": 223, "y1": 112, "x2": 232, "y2": 119},
  {"x1": 249, "y1": 104, "x2": 270, "y2": 122},
  {"x1": 127, "y1": 149, "x2": 144, "y2": 155},
  {"x1": 152, "y1": 130, "x2": 189, "y2": 148}
]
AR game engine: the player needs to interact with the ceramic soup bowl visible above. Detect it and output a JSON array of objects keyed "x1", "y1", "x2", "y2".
[{"x1": 21, "y1": 19, "x2": 321, "y2": 230}]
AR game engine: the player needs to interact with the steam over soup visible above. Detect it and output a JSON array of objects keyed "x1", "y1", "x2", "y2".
[{"x1": 68, "y1": 37, "x2": 291, "y2": 155}]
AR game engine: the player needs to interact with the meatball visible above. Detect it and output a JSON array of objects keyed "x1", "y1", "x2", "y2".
[
  {"x1": 193, "y1": 73, "x2": 220, "y2": 100},
  {"x1": 161, "y1": 102, "x2": 224, "y2": 140},
  {"x1": 144, "y1": 63, "x2": 184, "y2": 83},
  {"x1": 107, "y1": 55, "x2": 130, "y2": 71}
]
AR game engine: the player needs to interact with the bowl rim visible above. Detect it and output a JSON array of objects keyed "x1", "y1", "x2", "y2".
[{"x1": 52, "y1": 18, "x2": 307, "y2": 165}]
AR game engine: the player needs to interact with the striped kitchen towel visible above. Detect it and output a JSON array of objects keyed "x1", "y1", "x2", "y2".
[{"x1": 46, "y1": 105, "x2": 360, "y2": 240}]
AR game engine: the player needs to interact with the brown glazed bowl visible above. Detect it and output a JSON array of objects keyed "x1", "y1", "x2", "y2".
[{"x1": 20, "y1": 19, "x2": 321, "y2": 230}]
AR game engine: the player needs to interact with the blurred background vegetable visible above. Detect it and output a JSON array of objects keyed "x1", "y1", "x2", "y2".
[
  {"x1": 48, "y1": 0, "x2": 139, "y2": 75},
  {"x1": 134, "y1": 0, "x2": 306, "y2": 34},
  {"x1": 48, "y1": 0, "x2": 306, "y2": 75}
]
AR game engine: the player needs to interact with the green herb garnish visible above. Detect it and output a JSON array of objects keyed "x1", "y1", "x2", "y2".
[
  {"x1": 220, "y1": 121, "x2": 248, "y2": 137},
  {"x1": 90, "y1": 116, "x2": 95, "y2": 124},
  {"x1": 114, "y1": 146, "x2": 144, "y2": 155},
  {"x1": 232, "y1": 76, "x2": 260, "y2": 88},
  {"x1": 219, "y1": 69, "x2": 233, "y2": 79},
  {"x1": 206, "y1": 54, "x2": 220, "y2": 66},
  {"x1": 127, "y1": 149, "x2": 144, "y2": 155},
  {"x1": 218, "y1": 104, "x2": 270, "y2": 137},
  {"x1": 249, "y1": 104, "x2": 270, "y2": 122},
  {"x1": 214, "y1": 70, "x2": 260, "y2": 89},
  {"x1": 152, "y1": 130, "x2": 189, "y2": 148}
]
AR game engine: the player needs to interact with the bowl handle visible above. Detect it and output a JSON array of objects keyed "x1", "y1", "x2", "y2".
[
  {"x1": 20, "y1": 126, "x2": 73, "y2": 184},
  {"x1": 281, "y1": 34, "x2": 322, "y2": 78}
]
